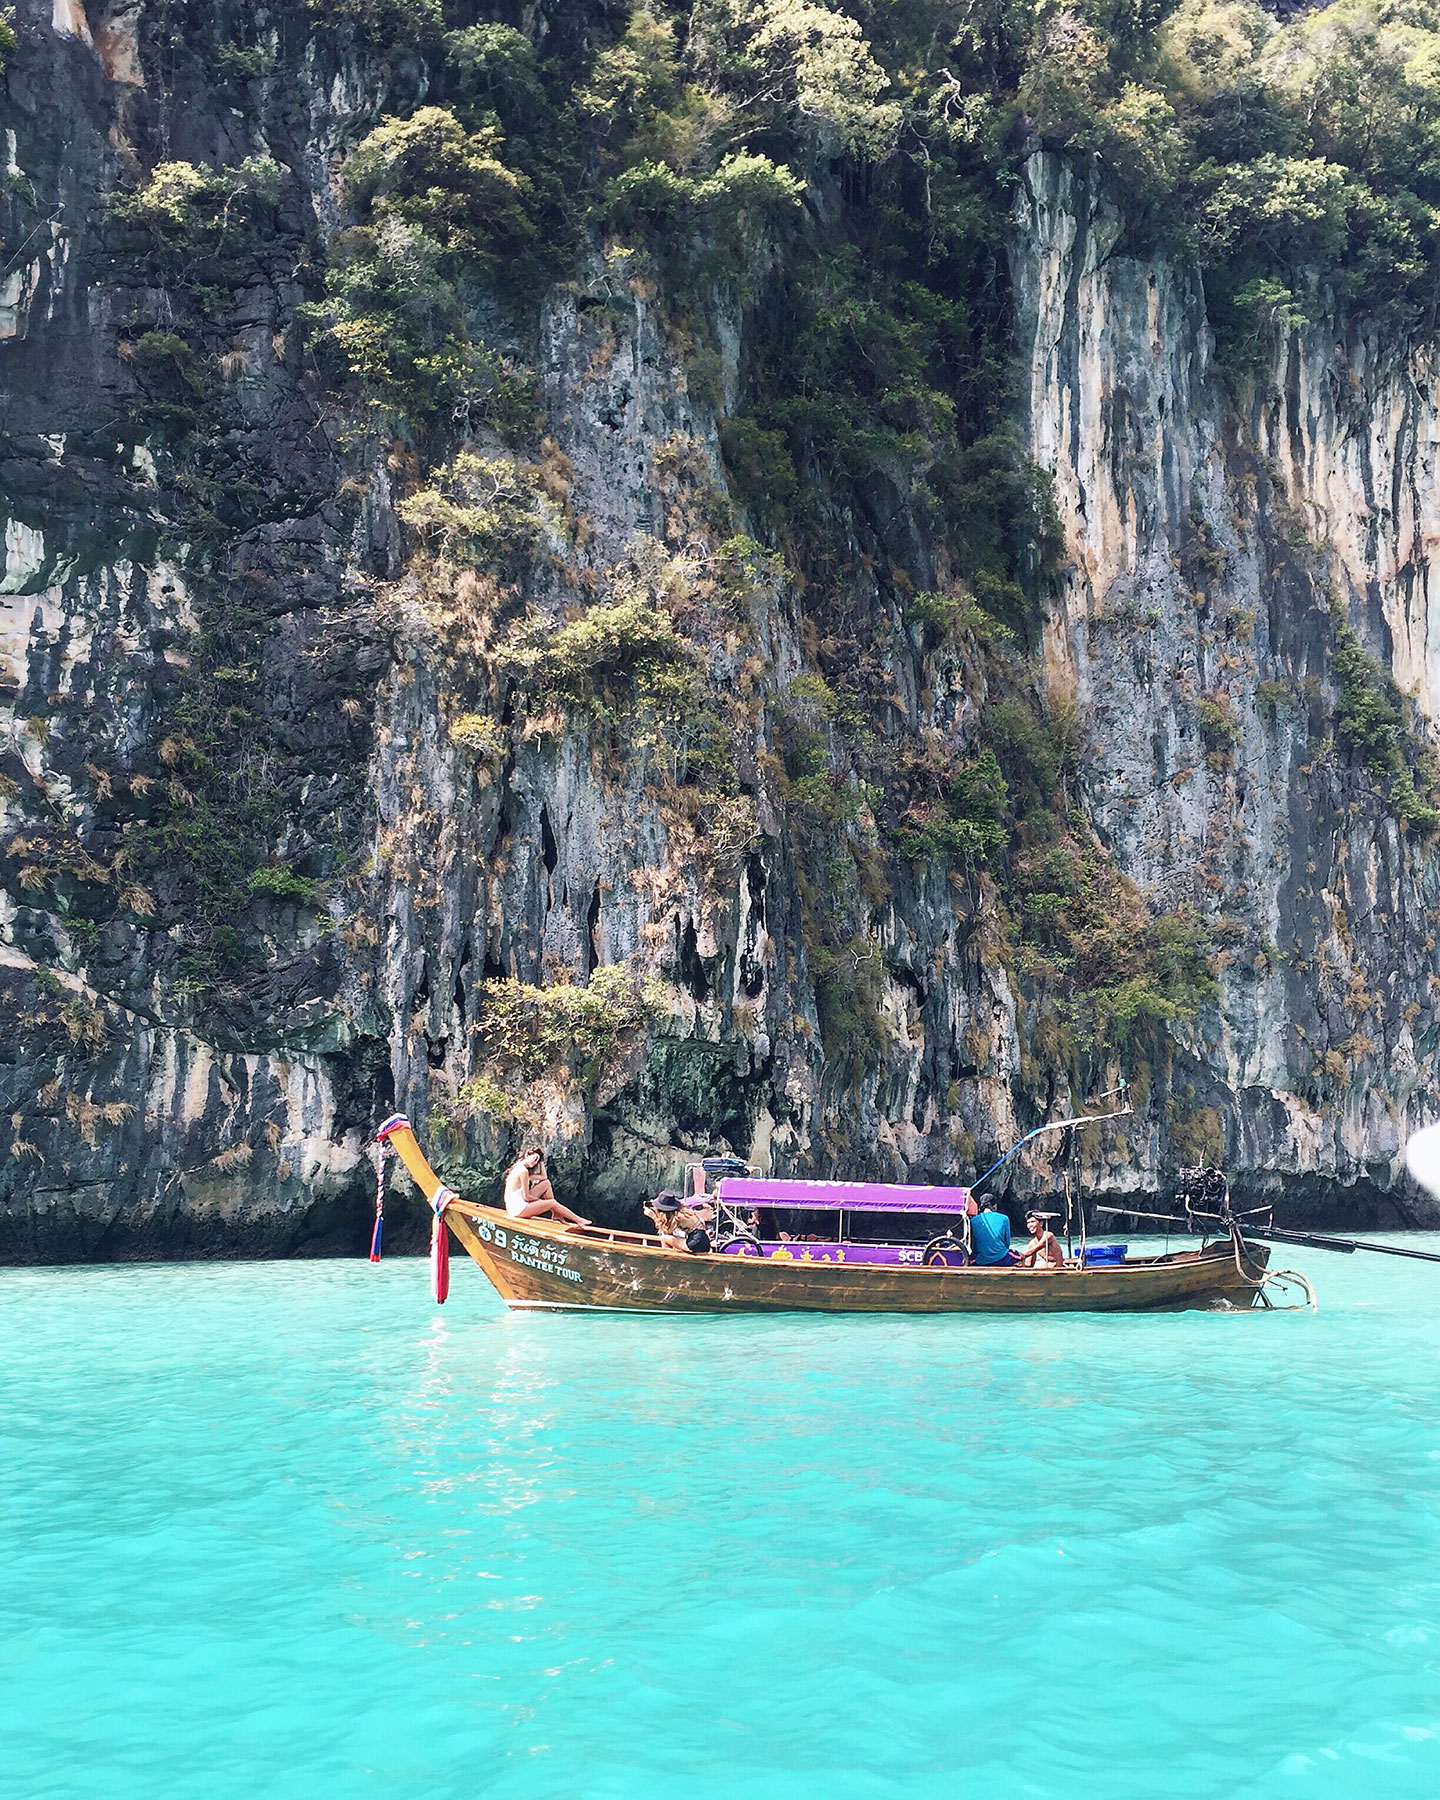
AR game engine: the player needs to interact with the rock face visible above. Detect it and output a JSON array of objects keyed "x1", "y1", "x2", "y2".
[
  {"x1": 2, "y1": 6, "x2": 1438, "y2": 1262},
  {"x1": 1017, "y1": 154, "x2": 1440, "y2": 1221},
  {"x1": 0, "y1": 0, "x2": 415, "y2": 1257}
]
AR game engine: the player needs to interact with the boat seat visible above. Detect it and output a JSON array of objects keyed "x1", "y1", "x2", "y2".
[{"x1": 721, "y1": 1241, "x2": 936, "y2": 1266}]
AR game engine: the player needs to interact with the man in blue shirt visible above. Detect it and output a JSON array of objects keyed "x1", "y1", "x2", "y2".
[{"x1": 970, "y1": 1199, "x2": 1016, "y2": 1266}]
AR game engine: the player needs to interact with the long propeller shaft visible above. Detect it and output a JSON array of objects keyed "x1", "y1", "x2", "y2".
[
  {"x1": 1092, "y1": 1204, "x2": 1440, "y2": 1266},
  {"x1": 1251, "y1": 1227, "x2": 1440, "y2": 1266}
]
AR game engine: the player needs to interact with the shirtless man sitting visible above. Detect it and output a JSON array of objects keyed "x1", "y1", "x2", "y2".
[
  {"x1": 1014, "y1": 1210, "x2": 1065, "y2": 1270},
  {"x1": 503, "y1": 1148, "x2": 589, "y2": 1227}
]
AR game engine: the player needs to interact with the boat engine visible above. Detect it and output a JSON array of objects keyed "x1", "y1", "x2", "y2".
[
  {"x1": 1177, "y1": 1166, "x2": 1275, "y2": 1236},
  {"x1": 1177, "y1": 1165, "x2": 1230, "y2": 1227}
]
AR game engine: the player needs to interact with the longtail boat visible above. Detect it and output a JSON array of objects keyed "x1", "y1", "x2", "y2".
[{"x1": 372, "y1": 1113, "x2": 1315, "y2": 1315}]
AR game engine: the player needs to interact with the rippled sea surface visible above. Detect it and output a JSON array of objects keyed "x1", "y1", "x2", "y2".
[{"x1": 3, "y1": 1240, "x2": 1440, "y2": 1799}]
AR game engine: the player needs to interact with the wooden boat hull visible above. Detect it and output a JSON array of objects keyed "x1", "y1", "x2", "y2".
[
  {"x1": 442, "y1": 1202, "x2": 1267, "y2": 1314},
  {"x1": 378, "y1": 1120, "x2": 1269, "y2": 1315}
]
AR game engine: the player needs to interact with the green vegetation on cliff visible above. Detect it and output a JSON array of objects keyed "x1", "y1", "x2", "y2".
[
  {"x1": 150, "y1": 2, "x2": 1440, "y2": 1101},
  {"x1": 1017, "y1": 0, "x2": 1440, "y2": 358}
]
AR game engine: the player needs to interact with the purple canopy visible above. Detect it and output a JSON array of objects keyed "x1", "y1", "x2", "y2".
[{"x1": 717, "y1": 1176, "x2": 972, "y2": 1215}]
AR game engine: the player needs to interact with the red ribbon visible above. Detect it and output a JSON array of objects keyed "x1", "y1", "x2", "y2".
[{"x1": 430, "y1": 1187, "x2": 456, "y2": 1305}]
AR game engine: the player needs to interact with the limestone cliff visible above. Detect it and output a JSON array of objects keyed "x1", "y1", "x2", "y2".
[
  {"x1": 2, "y1": 1, "x2": 1438, "y2": 1261},
  {"x1": 1019, "y1": 153, "x2": 1440, "y2": 1220}
]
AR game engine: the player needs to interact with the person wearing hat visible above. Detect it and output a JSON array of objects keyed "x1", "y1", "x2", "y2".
[
  {"x1": 644, "y1": 1191, "x2": 712, "y2": 1253},
  {"x1": 1014, "y1": 1210, "x2": 1064, "y2": 1270}
]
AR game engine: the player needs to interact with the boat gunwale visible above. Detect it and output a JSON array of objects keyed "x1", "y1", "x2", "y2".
[{"x1": 442, "y1": 1196, "x2": 1233, "y2": 1280}]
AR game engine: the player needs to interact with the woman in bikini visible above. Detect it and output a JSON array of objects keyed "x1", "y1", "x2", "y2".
[{"x1": 502, "y1": 1148, "x2": 590, "y2": 1226}]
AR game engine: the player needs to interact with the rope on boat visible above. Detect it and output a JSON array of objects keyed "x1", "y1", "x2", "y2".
[
  {"x1": 1258, "y1": 1269, "x2": 1318, "y2": 1311},
  {"x1": 370, "y1": 1140, "x2": 389, "y2": 1263},
  {"x1": 970, "y1": 1092, "x2": 1133, "y2": 1195},
  {"x1": 1226, "y1": 1229, "x2": 1317, "y2": 1312},
  {"x1": 1094, "y1": 1203, "x2": 1319, "y2": 1311}
]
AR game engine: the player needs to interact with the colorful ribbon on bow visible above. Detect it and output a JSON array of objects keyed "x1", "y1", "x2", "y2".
[
  {"x1": 372, "y1": 1116, "x2": 457, "y2": 1303},
  {"x1": 370, "y1": 1140, "x2": 389, "y2": 1262},
  {"x1": 431, "y1": 1186, "x2": 457, "y2": 1304}
]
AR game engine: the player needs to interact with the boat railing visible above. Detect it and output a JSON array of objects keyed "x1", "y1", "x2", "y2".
[
  {"x1": 566, "y1": 1223, "x2": 663, "y2": 1248},
  {"x1": 446, "y1": 1200, "x2": 662, "y2": 1250}
]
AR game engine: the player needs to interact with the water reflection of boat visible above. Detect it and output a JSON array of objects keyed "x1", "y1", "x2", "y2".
[{"x1": 375, "y1": 1115, "x2": 1292, "y2": 1315}]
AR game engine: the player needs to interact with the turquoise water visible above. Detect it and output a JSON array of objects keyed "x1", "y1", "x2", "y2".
[{"x1": 3, "y1": 1244, "x2": 1439, "y2": 1799}]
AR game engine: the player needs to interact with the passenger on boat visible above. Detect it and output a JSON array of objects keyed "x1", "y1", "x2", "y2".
[
  {"x1": 503, "y1": 1148, "x2": 590, "y2": 1226},
  {"x1": 1015, "y1": 1210, "x2": 1064, "y2": 1270},
  {"x1": 644, "y1": 1193, "x2": 712, "y2": 1252},
  {"x1": 969, "y1": 1199, "x2": 1016, "y2": 1266}
]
